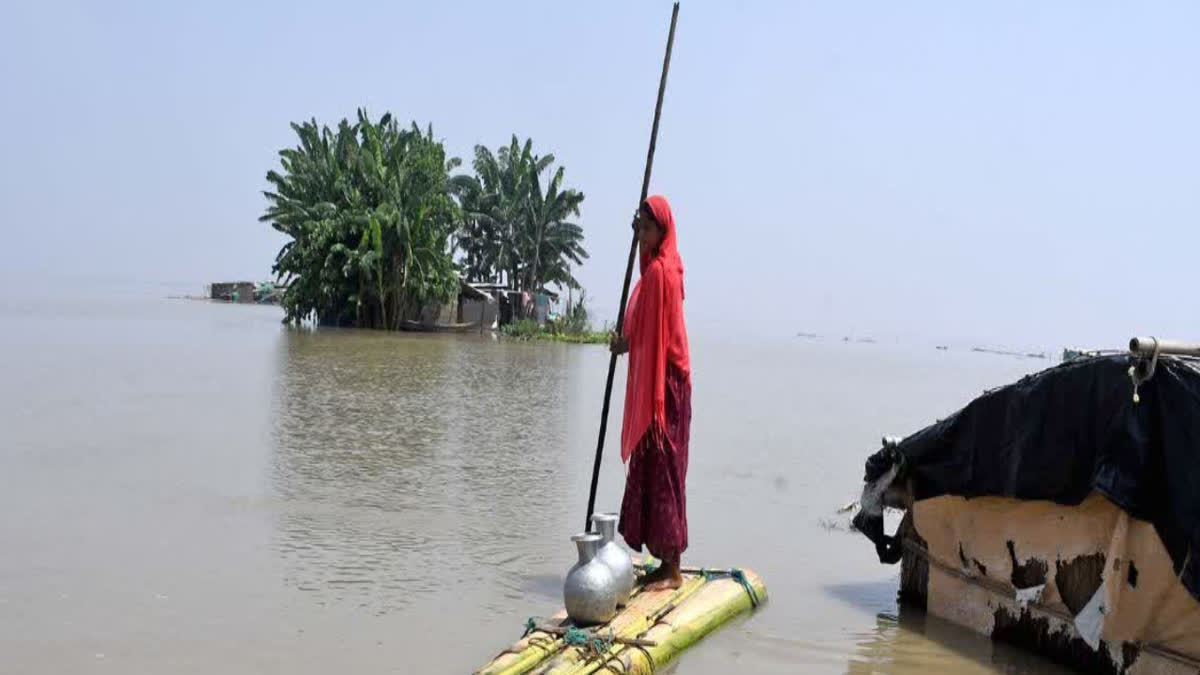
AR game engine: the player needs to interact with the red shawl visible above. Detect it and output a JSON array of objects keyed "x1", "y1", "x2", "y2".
[{"x1": 620, "y1": 195, "x2": 690, "y2": 463}]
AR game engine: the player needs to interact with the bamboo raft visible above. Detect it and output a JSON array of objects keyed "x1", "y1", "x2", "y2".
[{"x1": 475, "y1": 565, "x2": 766, "y2": 675}]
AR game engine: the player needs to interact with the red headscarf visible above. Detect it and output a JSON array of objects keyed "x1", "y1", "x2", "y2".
[{"x1": 620, "y1": 195, "x2": 690, "y2": 462}]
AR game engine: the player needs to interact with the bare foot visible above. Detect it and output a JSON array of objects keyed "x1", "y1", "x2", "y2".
[
  {"x1": 642, "y1": 559, "x2": 683, "y2": 591},
  {"x1": 644, "y1": 572, "x2": 683, "y2": 591},
  {"x1": 639, "y1": 564, "x2": 670, "y2": 586}
]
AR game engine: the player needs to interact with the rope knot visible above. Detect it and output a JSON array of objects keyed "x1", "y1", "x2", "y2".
[
  {"x1": 563, "y1": 626, "x2": 589, "y2": 647},
  {"x1": 730, "y1": 568, "x2": 760, "y2": 608},
  {"x1": 562, "y1": 625, "x2": 614, "y2": 658}
]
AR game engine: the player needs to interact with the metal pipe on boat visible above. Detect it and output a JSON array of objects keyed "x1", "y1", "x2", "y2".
[{"x1": 1129, "y1": 337, "x2": 1200, "y2": 357}]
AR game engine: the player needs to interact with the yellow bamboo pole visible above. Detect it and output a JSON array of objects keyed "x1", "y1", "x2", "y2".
[
  {"x1": 475, "y1": 577, "x2": 671, "y2": 675},
  {"x1": 476, "y1": 634, "x2": 559, "y2": 675},
  {"x1": 624, "y1": 571, "x2": 768, "y2": 674},
  {"x1": 475, "y1": 570, "x2": 767, "y2": 675},
  {"x1": 475, "y1": 610, "x2": 569, "y2": 675},
  {"x1": 569, "y1": 570, "x2": 767, "y2": 675},
  {"x1": 538, "y1": 576, "x2": 708, "y2": 675},
  {"x1": 476, "y1": 575, "x2": 705, "y2": 675}
]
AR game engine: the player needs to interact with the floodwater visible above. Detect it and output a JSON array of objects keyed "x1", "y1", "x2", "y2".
[{"x1": 0, "y1": 286, "x2": 1074, "y2": 674}]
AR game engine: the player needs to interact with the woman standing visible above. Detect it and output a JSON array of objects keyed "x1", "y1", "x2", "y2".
[{"x1": 610, "y1": 195, "x2": 691, "y2": 591}]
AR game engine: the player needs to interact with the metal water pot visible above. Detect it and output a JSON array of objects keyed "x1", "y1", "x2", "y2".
[
  {"x1": 590, "y1": 513, "x2": 635, "y2": 607},
  {"x1": 563, "y1": 533, "x2": 618, "y2": 625}
]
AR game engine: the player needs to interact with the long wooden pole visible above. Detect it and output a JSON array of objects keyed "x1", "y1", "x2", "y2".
[{"x1": 584, "y1": 2, "x2": 680, "y2": 532}]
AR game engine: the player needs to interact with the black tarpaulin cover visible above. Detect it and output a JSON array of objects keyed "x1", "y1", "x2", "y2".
[{"x1": 862, "y1": 353, "x2": 1200, "y2": 603}]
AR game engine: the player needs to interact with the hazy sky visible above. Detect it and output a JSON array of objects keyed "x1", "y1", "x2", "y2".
[{"x1": 2, "y1": 1, "x2": 1197, "y2": 348}]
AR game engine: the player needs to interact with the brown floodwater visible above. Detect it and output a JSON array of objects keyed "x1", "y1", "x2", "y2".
[{"x1": 0, "y1": 287, "x2": 1074, "y2": 673}]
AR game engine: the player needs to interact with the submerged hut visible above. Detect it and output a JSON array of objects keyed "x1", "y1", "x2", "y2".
[
  {"x1": 404, "y1": 278, "x2": 498, "y2": 332},
  {"x1": 209, "y1": 281, "x2": 286, "y2": 304},
  {"x1": 210, "y1": 281, "x2": 256, "y2": 303},
  {"x1": 459, "y1": 283, "x2": 559, "y2": 327}
]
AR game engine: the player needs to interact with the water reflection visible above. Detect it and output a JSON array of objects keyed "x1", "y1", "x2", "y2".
[
  {"x1": 4, "y1": 296, "x2": 1080, "y2": 673},
  {"x1": 269, "y1": 330, "x2": 579, "y2": 615},
  {"x1": 844, "y1": 606, "x2": 1075, "y2": 674},
  {"x1": 825, "y1": 579, "x2": 905, "y2": 615}
]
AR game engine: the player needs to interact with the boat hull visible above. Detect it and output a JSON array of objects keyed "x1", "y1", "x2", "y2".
[
  {"x1": 399, "y1": 320, "x2": 482, "y2": 333},
  {"x1": 900, "y1": 493, "x2": 1200, "y2": 675}
]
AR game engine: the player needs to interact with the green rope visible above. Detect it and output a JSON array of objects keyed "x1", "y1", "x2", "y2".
[
  {"x1": 563, "y1": 626, "x2": 589, "y2": 646},
  {"x1": 590, "y1": 629, "x2": 615, "y2": 656},
  {"x1": 562, "y1": 625, "x2": 615, "y2": 658},
  {"x1": 729, "y1": 568, "x2": 760, "y2": 608},
  {"x1": 521, "y1": 619, "x2": 617, "y2": 659},
  {"x1": 693, "y1": 568, "x2": 760, "y2": 608}
]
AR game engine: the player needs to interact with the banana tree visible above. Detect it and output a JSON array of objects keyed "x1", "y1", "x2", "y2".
[
  {"x1": 453, "y1": 135, "x2": 587, "y2": 295},
  {"x1": 261, "y1": 109, "x2": 461, "y2": 329}
]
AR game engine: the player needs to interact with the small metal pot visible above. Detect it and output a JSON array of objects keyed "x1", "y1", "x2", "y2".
[
  {"x1": 563, "y1": 532, "x2": 618, "y2": 625},
  {"x1": 590, "y1": 512, "x2": 635, "y2": 607}
]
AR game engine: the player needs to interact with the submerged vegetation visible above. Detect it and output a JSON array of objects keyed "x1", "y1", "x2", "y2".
[
  {"x1": 500, "y1": 290, "x2": 608, "y2": 344},
  {"x1": 261, "y1": 109, "x2": 592, "y2": 332},
  {"x1": 500, "y1": 320, "x2": 609, "y2": 344}
]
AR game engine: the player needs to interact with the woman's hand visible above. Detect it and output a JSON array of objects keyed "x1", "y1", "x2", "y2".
[{"x1": 610, "y1": 332, "x2": 629, "y2": 355}]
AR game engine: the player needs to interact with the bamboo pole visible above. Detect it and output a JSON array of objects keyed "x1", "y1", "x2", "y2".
[
  {"x1": 527, "y1": 624, "x2": 658, "y2": 647},
  {"x1": 474, "y1": 569, "x2": 768, "y2": 675},
  {"x1": 559, "y1": 571, "x2": 768, "y2": 675},
  {"x1": 539, "y1": 575, "x2": 708, "y2": 675},
  {"x1": 477, "y1": 574, "x2": 707, "y2": 675},
  {"x1": 584, "y1": 1, "x2": 681, "y2": 532}
]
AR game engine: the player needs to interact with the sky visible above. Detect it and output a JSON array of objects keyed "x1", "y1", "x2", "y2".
[{"x1": 2, "y1": 1, "x2": 1197, "y2": 349}]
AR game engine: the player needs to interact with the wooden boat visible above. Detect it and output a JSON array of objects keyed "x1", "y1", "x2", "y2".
[
  {"x1": 399, "y1": 319, "x2": 482, "y2": 333},
  {"x1": 853, "y1": 348, "x2": 1200, "y2": 673},
  {"x1": 475, "y1": 565, "x2": 766, "y2": 675},
  {"x1": 892, "y1": 494, "x2": 1200, "y2": 674}
]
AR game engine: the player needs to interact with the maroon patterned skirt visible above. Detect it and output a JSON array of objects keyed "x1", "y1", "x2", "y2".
[{"x1": 618, "y1": 364, "x2": 691, "y2": 560}]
